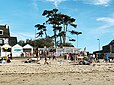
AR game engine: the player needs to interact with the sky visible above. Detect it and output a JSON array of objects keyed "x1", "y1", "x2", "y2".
[{"x1": 0, "y1": 0, "x2": 114, "y2": 53}]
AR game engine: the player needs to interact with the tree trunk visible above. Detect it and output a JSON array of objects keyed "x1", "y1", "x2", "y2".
[
  {"x1": 60, "y1": 33, "x2": 62, "y2": 48},
  {"x1": 45, "y1": 31, "x2": 47, "y2": 38},
  {"x1": 63, "y1": 25, "x2": 67, "y2": 45},
  {"x1": 54, "y1": 30, "x2": 57, "y2": 48}
]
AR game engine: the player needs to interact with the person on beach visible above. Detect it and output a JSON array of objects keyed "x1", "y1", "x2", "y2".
[
  {"x1": 37, "y1": 53, "x2": 41, "y2": 64},
  {"x1": 44, "y1": 50, "x2": 48, "y2": 64},
  {"x1": 24, "y1": 59, "x2": 31, "y2": 63},
  {"x1": 95, "y1": 53, "x2": 99, "y2": 63},
  {"x1": 52, "y1": 51, "x2": 56, "y2": 60},
  {"x1": 0, "y1": 58, "x2": 5, "y2": 64},
  {"x1": 66, "y1": 53, "x2": 70, "y2": 61},
  {"x1": 35, "y1": 47, "x2": 40, "y2": 64},
  {"x1": 8, "y1": 52, "x2": 12, "y2": 59},
  {"x1": 36, "y1": 47, "x2": 38, "y2": 57},
  {"x1": 105, "y1": 53, "x2": 109, "y2": 64},
  {"x1": 5, "y1": 54, "x2": 10, "y2": 63}
]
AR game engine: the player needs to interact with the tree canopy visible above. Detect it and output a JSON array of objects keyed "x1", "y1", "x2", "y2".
[{"x1": 34, "y1": 8, "x2": 81, "y2": 48}]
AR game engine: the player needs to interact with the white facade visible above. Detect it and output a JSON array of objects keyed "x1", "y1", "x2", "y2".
[
  {"x1": 38, "y1": 47, "x2": 80, "y2": 57},
  {"x1": 1, "y1": 44, "x2": 12, "y2": 57},
  {"x1": 63, "y1": 47, "x2": 80, "y2": 53},
  {"x1": 23, "y1": 44, "x2": 33, "y2": 57},
  {"x1": 55, "y1": 47, "x2": 80, "y2": 56},
  {"x1": 23, "y1": 44, "x2": 33, "y2": 53},
  {"x1": 12, "y1": 44, "x2": 23, "y2": 57},
  {"x1": 0, "y1": 38, "x2": 9, "y2": 45}
]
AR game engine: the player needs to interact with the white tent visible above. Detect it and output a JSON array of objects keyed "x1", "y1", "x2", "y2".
[
  {"x1": 23, "y1": 44, "x2": 33, "y2": 57},
  {"x1": 63, "y1": 47, "x2": 81, "y2": 53},
  {"x1": 12, "y1": 44, "x2": 23, "y2": 57},
  {"x1": 1, "y1": 44, "x2": 12, "y2": 57}
]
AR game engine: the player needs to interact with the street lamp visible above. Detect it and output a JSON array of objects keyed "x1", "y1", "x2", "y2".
[
  {"x1": 97, "y1": 39, "x2": 101, "y2": 60},
  {"x1": 97, "y1": 39, "x2": 100, "y2": 51}
]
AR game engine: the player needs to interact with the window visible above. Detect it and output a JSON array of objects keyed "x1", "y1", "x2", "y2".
[
  {"x1": 0, "y1": 39, "x2": 3, "y2": 44},
  {"x1": 0, "y1": 30, "x2": 3, "y2": 35},
  {"x1": 23, "y1": 48, "x2": 32, "y2": 52},
  {"x1": 2, "y1": 48, "x2": 11, "y2": 52}
]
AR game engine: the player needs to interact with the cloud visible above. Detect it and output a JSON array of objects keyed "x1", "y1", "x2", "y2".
[
  {"x1": 76, "y1": 0, "x2": 111, "y2": 6},
  {"x1": 46, "y1": 0, "x2": 66, "y2": 7},
  {"x1": 32, "y1": 0, "x2": 111, "y2": 9},
  {"x1": 96, "y1": 17, "x2": 114, "y2": 29},
  {"x1": 89, "y1": 16, "x2": 114, "y2": 37},
  {"x1": 32, "y1": 0, "x2": 39, "y2": 10},
  {"x1": 92, "y1": 0, "x2": 111, "y2": 6},
  {"x1": 91, "y1": 26, "x2": 110, "y2": 37},
  {"x1": 32, "y1": 0, "x2": 65, "y2": 9}
]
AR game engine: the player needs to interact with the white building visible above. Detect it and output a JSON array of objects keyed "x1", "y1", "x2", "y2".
[
  {"x1": 23, "y1": 44, "x2": 33, "y2": 57},
  {"x1": 12, "y1": 44, "x2": 23, "y2": 57},
  {"x1": 1, "y1": 44, "x2": 12, "y2": 57}
]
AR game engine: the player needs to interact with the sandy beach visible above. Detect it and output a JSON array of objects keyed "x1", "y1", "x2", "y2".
[{"x1": 0, "y1": 58, "x2": 114, "y2": 85}]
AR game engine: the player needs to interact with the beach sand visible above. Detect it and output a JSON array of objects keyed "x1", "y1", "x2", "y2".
[{"x1": 0, "y1": 58, "x2": 114, "y2": 85}]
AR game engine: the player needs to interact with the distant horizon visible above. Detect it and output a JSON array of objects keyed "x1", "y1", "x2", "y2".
[{"x1": 0, "y1": 0, "x2": 114, "y2": 53}]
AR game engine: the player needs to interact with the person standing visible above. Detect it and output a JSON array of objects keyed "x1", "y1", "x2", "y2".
[
  {"x1": 10, "y1": 52, "x2": 12, "y2": 59},
  {"x1": 36, "y1": 47, "x2": 38, "y2": 57},
  {"x1": 105, "y1": 53, "x2": 109, "y2": 64},
  {"x1": 52, "y1": 51, "x2": 56, "y2": 60},
  {"x1": 36, "y1": 47, "x2": 40, "y2": 64},
  {"x1": 44, "y1": 50, "x2": 48, "y2": 64}
]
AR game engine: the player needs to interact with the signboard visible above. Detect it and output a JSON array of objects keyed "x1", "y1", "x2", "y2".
[{"x1": 14, "y1": 49, "x2": 22, "y2": 52}]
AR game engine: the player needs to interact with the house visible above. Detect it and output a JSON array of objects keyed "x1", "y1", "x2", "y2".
[
  {"x1": 93, "y1": 40, "x2": 114, "y2": 59},
  {"x1": 0, "y1": 24, "x2": 17, "y2": 46}
]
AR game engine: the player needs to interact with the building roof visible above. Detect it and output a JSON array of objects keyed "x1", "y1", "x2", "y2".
[
  {"x1": 109, "y1": 40, "x2": 114, "y2": 45},
  {"x1": 23, "y1": 44, "x2": 33, "y2": 49},
  {"x1": 9, "y1": 37, "x2": 17, "y2": 46},
  {"x1": 12, "y1": 44, "x2": 22, "y2": 49},
  {"x1": 0, "y1": 25, "x2": 10, "y2": 38},
  {"x1": 1, "y1": 44, "x2": 12, "y2": 48},
  {"x1": 0, "y1": 24, "x2": 17, "y2": 46}
]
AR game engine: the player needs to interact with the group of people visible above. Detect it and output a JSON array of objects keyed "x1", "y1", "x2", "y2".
[
  {"x1": 23, "y1": 47, "x2": 57, "y2": 64},
  {"x1": 63, "y1": 50, "x2": 103, "y2": 65},
  {"x1": 24, "y1": 47, "x2": 111, "y2": 65},
  {"x1": 0, "y1": 54, "x2": 12, "y2": 64},
  {"x1": 35, "y1": 48, "x2": 57, "y2": 64}
]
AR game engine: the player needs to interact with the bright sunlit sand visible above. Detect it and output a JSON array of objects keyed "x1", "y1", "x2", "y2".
[{"x1": 0, "y1": 58, "x2": 114, "y2": 85}]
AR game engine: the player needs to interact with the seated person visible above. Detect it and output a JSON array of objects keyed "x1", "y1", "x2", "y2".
[
  {"x1": 6, "y1": 58, "x2": 11, "y2": 63},
  {"x1": 24, "y1": 59, "x2": 31, "y2": 63},
  {"x1": 0, "y1": 58, "x2": 4, "y2": 63}
]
